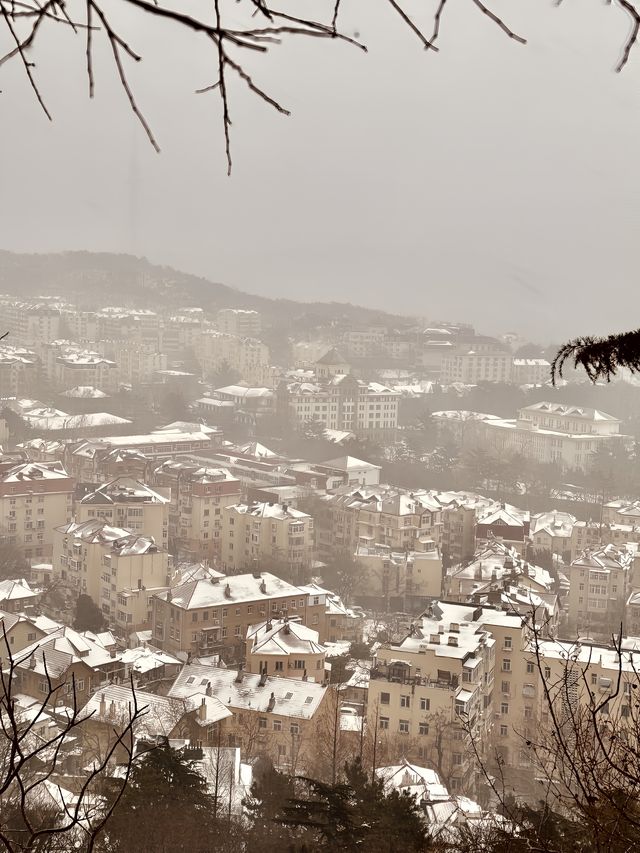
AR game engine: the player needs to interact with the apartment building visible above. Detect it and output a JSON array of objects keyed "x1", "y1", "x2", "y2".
[
  {"x1": 355, "y1": 545, "x2": 443, "y2": 611},
  {"x1": 197, "y1": 329, "x2": 270, "y2": 385},
  {"x1": 316, "y1": 485, "x2": 440, "y2": 563},
  {"x1": 426, "y1": 491, "x2": 494, "y2": 566},
  {"x1": 0, "y1": 461, "x2": 74, "y2": 562},
  {"x1": 321, "y1": 455, "x2": 381, "y2": 487},
  {"x1": 53, "y1": 519, "x2": 170, "y2": 630},
  {"x1": 478, "y1": 402, "x2": 631, "y2": 472},
  {"x1": 567, "y1": 544, "x2": 633, "y2": 640},
  {"x1": 109, "y1": 342, "x2": 168, "y2": 385},
  {"x1": 0, "y1": 346, "x2": 37, "y2": 396},
  {"x1": 297, "y1": 583, "x2": 364, "y2": 644},
  {"x1": 95, "y1": 308, "x2": 161, "y2": 344},
  {"x1": 217, "y1": 308, "x2": 262, "y2": 338},
  {"x1": 445, "y1": 540, "x2": 553, "y2": 601},
  {"x1": 220, "y1": 502, "x2": 314, "y2": 581},
  {"x1": 511, "y1": 358, "x2": 551, "y2": 385},
  {"x1": 151, "y1": 460, "x2": 242, "y2": 562},
  {"x1": 151, "y1": 571, "x2": 325, "y2": 661},
  {"x1": 441, "y1": 347, "x2": 513, "y2": 385},
  {"x1": 160, "y1": 312, "x2": 204, "y2": 354},
  {"x1": 341, "y1": 327, "x2": 387, "y2": 358},
  {"x1": 244, "y1": 616, "x2": 327, "y2": 682},
  {"x1": 569, "y1": 520, "x2": 640, "y2": 562},
  {"x1": 168, "y1": 664, "x2": 331, "y2": 772},
  {"x1": 55, "y1": 352, "x2": 119, "y2": 393},
  {"x1": 285, "y1": 374, "x2": 400, "y2": 438},
  {"x1": 78, "y1": 477, "x2": 169, "y2": 549},
  {"x1": 0, "y1": 297, "x2": 62, "y2": 346},
  {"x1": 368, "y1": 601, "x2": 503, "y2": 794}
]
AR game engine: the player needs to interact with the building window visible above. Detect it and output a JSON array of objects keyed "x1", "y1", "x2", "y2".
[
  {"x1": 290, "y1": 723, "x2": 299, "y2": 735},
  {"x1": 501, "y1": 681, "x2": 510, "y2": 695},
  {"x1": 294, "y1": 660, "x2": 305, "y2": 670},
  {"x1": 400, "y1": 695, "x2": 410, "y2": 708},
  {"x1": 500, "y1": 725, "x2": 508, "y2": 737},
  {"x1": 544, "y1": 666, "x2": 551, "y2": 680},
  {"x1": 526, "y1": 662, "x2": 534, "y2": 674},
  {"x1": 380, "y1": 692, "x2": 390, "y2": 705},
  {"x1": 452, "y1": 753, "x2": 463, "y2": 765},
  {"x1": 379, "y1": 717, "x2": 389, "y2": 730},
  {"x1": 420, "y1": 697, "x2": 430, "y2": 711},
  {"x1": 419, "y1": 722, "x2": 429, "y2": 736},
  {"x1": 273, "y1": 720, "x2": 282, "y2": 731},
  {"x1": 502, "y1": 659, "x2": 511, "y2": 672},
  {"x1": 275, "y1": 661, "x2": 284, "y2": 672},
  {"x1": 504, "y1": 636, "x2": 512, "y2": 649},
  {"x1": 399, "y1": 720, "x2": 410, "y2": 734},
  {"x1": 501, "y1": 702, "x2": 509, "y2": 715}
]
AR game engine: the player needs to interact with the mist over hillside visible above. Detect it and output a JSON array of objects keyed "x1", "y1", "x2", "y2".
[{"x1": 0, "y1": 251, "x2": 410, "y2": 333}]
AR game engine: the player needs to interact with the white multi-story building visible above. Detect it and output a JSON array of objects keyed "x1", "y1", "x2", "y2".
[
  {"x1": 441, "y1": 348, "x2": 513, "y2": 384},
  {"x1": 0, "y1": 297, "x2": 63, "y2": 346},
  {"x1": 197, "y1": 329, "x2": 270, "y2": 385},
  {"x1": 478, "y1": 401, "x2": 631, "y2": 471},
  {"x1": 77, "y1": 477, "x2": 170, "y2": 549},
  {"x1": 216, "y1": 308, "x2": 262, "y2": 338},
  {"x1": 0, "y1": 460, "x2": 74, "y2": 562},
  {"x1": 511, "y1": 358, "x2": 551, "y2": 385},
  {"x1": 285, "y1": 374, "x2": 399, "y2": 437},
  {"x1": 53, "y1": 519, "x2": 170, "y2": 629}
]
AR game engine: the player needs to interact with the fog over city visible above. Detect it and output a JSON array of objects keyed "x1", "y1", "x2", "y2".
[
  {"x1": 2, "y1": 1, "x2": 640, "y2": 851},
  {"x1": 1, "y1": 0, "x2": 639, "y2": 339}
]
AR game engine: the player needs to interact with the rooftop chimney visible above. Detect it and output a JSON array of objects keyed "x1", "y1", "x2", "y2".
[
  {"x1": 199, "y1": 696, "x2": 207, "y2": 721},
  {"x1": 224, "y1": 583, "x2": 232, "y2": 599},
  {"x1": 99, "y1": 693, "x2": 106, "y2": 716},
  {"x1": 259, "y1": 667, "x2": 268, "y2": 687},
  {"x1": 267, "y1": 692, "x2": 276, "y2": 712}
]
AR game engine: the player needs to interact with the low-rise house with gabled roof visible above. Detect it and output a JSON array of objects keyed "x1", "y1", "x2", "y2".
[
  {"x1": 244, "y1": 616, "x2": 327, "y2": 682},
  {"x1": 168, "y1": 663, "x2": 331, "y2": 773}
]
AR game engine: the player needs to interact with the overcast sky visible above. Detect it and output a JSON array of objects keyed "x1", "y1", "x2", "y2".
[{"x1": 0, "y1": 0, "x2": 638, "y2": 341}]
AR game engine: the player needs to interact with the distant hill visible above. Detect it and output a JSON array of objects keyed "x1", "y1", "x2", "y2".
[{"x1": 0, "y1": 251, "x2": 409, "y2": 335}]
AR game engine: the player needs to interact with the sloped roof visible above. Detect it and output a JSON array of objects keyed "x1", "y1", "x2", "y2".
[
  {"x1": 316, "y1": 347, "x2": 349, "y2": 365},
  {"x1": 247, "y1": 617, "x2": 325, "y2": 657},
  {"x1": 323, "y1": 455, "x2": 381, "y2": 471},
  {"x1": 168, "y1": 664, "x2": 327, "y2": 719}
]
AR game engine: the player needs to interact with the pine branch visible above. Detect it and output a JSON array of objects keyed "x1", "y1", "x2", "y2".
[{"x1": 551, "y1": 328, "x2": 640, "y2": 384}]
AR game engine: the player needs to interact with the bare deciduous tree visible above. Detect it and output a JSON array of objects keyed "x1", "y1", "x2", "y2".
[
  {"x1": 0, "y1": 629, "x2": 145, "y2": 852},
  {"x1": 2, "y1": 1, "x2": 639, "y2": 172},
  {"x1": 465, "y1": 610, "x2": 640, "y2": 853}
]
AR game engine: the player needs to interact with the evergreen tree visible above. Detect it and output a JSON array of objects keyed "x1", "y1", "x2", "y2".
[
  {"x1": 99, "y1": 744, "x2": 222, "y2": 853},
  {"x1": 74, "y1": 593, "x2": 106, "y2": 632},
  {"x1": 276, "y1": 759, "x2": 430, "y2": 852}
]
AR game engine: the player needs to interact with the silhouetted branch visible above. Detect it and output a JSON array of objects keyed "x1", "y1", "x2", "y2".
[
  {"x1": 1, "y1": 0, "x2": 637, "y2": 170},
  {"x1": 552, "y1": 328, "x2": 640, "y2": 384}
]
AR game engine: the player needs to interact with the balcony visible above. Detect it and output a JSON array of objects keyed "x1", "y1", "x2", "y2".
[{"x1": 370, "y1": 667, "x2": 460, "y2": 691}]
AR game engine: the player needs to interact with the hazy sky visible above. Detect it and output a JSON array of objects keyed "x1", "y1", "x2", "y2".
[{"x1": 1, "y1": 0, "x2": 639, "y2": 341}]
